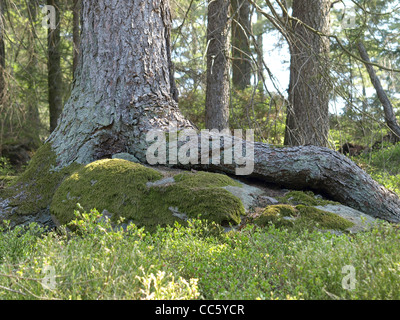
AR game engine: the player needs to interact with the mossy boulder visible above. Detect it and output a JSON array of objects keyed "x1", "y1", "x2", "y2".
[
  {"x1": 0, "y1": 144, "x2": 82, "y2": 219},
  {"x1": 254, "y1": 203, "x2": 354, "y2": 232},
  {"x1": 295, "y1": 205, "x2": 355, "y2": 231},
  {"x1": 50, "y1": 159, "x2": 245, "y2": 231},
  {"x1": 253, "y1": 204, "x2": 298, "y2": 228}
]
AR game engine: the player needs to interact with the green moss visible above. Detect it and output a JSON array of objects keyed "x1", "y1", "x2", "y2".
[
  {"x1": 173, "y1": 171, "x2": 242, "y2": 188},
  {"x1": 2, "y1": 144, "x2": 82, "y2": 215},
  {"x1": 254, "y1": 203, "x2": 354, "y2": 232},
  {"x1": 296, "y1": 205, "x2": 354, "y2": 231},
  {"x1": 279, "y1": 190, "x2": 337, "y2": 206},
  {"x1": 51, "y1": 159, "x2": 245, "y2": 232},
  {"x1": 51, "y1": 159, "x2": 163, "y2": 227},
  {"x1": 254, "y1": 204, "x2": 297, "y2": 228}
]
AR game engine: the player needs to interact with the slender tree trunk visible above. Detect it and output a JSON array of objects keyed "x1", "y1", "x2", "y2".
[
  {"x1": 26, "y1": 0, "x2": 41, "y2": 148},
  {"x1": 357, "y1": 41, "x2": 400, "y2": 139},
  {"x1": 231, "y1": 0, "x2": 251, "y2": 90},
  {"x1": 0, "y1": 0, "x2": 4, "y2": 102},
  {"x1": 284, "y1": 0, "x2": 331, "y2": 147},
  {"x1": 0, "y1": 0, "x2": 6, "y2": 156},
  {"x1": 205, "y1": 0, "x2": 231, "y2": 130},
  {"x1": 255, "y1": 11, "x2": 264, "y2": 91},
  {"x1": 48, "y1": 0, "x2": 63, "y2": 133}
]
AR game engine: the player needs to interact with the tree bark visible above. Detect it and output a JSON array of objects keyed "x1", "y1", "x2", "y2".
[
  {"x1": 231, "y1": 0, "x2": 251, "y2": 90},
  {"x1": 205, "y1": 0, "x2": 231, "y2": 130},
  {"x1": 47, "y1": 0, "x2": 191, "y2": 168},
  {"x1": 357, "y1": 41, "x2": 400, "y2": 139},
  {"x1": 284, "y1": 0, "x2": 331, "y2": 147},
  {"x1": 48, "y1": 0, "x2": 63, "y2": 133}
]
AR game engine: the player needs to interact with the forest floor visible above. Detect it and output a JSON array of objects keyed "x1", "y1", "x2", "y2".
[{"x1": 0, "y1": 143, "x2": 400, "y2": 299}]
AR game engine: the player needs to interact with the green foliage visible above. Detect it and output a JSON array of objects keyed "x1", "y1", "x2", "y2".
[
  {"x1": 0, "y1": 157, "x2": 15, "y2": 176},
  {"x1": 229, "y1": 88, "x2": 287, "y2": 144},
  {"x1": 0, "y1": 221, "x2": 42, "y2": 265},
  {"x1": 1, "y1": 0, "x2": 76, "y2": 148},
  {"x1": 1, "y1": 209, "x2": 400, "y2": 299},
  {"x1": 178, "y1": 86, "x2": 287, "y2": 144},
  {"x1": 354, "y1": 142, "x2": 400, "y2": 194}
]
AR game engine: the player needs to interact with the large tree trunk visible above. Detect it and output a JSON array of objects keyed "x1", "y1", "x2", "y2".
[
  {"x1": 48, "y1": 0, "x2": 191, "y2": 168},
  {"x1": 205, "y1": 0, "x2": 231, "y2": 130},
  {"x1": 284, "y1": 0, "x2": 331, "y2": 147},
  {"x1": 231, "y1": 0, "x2": 251, "y2": 90},
  {"x1": 1, "y1": 0, "x2": 400, "y2": 227},
  {"x1": 48, "y1": 0, "x2": 63, "y2": 133}
]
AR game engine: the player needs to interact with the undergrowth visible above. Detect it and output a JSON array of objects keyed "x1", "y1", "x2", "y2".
[
  {"x1": 0, "y1": 207, "x2": 400, "y2": 300},
  {"x1": 354, "y1": 142, "x2": 400, "y2": 194}
]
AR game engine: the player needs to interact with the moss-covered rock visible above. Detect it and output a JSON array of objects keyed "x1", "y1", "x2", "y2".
[
  {"x1": 254, "y1": 203, "x2": 354, "y2": 232},
  {"x1": 173, "y1": 171, "x2": 242, "y2": 188},
  {"x1": 279, "y1": 190, "x2": 337, "y2": 206},
  {"x1": 1, "y1": 144, "x2": 82, "y2": 216},
  {"x1": 253, "y1": 204, "x2": 298, "y2": 228},
  {"x1": 295, "y1": 205, "x2": 355, "y2": 231},
  {"x1": 50, "y1": 159, "x2": 245, "y2": 231}
]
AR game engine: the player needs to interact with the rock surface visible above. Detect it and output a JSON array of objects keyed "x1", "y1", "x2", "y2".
[{"x1": 314, "y1": 204, "x2": 377, "y2": 233}]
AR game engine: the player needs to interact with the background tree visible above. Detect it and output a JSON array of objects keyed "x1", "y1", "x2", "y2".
[
  {"x1": 0, "y1": 0, "x2": 6, "y2": 155},
  {"x1": 284, "y1": 0, "x2": 331, "y2": 147},
  {"x1": 47, "y1": 0, "x2": 63, "y2": 132},
  {"x1": 231, "y1": 0, "x2": 252, "y2": 90},
  {"x1": 329, "y1": 0, "x2": 400, "y2": 148},
  {"x1": 205, "y1": 0, "x2": 231, "y2": 130},
  {"x1": 25, "y1": 0, "x2": 41, "y2": 149}
]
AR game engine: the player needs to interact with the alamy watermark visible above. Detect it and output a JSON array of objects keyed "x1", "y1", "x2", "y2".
[
  {"x1": 341, "y1": 265, "x2": 356, "y2": 290},
  {"x1": 41, "y1": 265, "x2": 56, "y2": 290},
  {"x1": 42, "y1": 5, "x2": 56, "y2": 30},
  {"x1": 145, "y1": 122, "x2": 255, "y2": 175},
  {"x1": 341, "y1": 6, "x2": 356, "y2": 29}
]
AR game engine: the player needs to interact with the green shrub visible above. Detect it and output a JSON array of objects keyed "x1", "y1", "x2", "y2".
[
  {"x1": 0, "y1": 157, "x2": 14, "y2": 176},
  {"x1": 1, "y1": 208, "x2": 400, "y2": 300}
]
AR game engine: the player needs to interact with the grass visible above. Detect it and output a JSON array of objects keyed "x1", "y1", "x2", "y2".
[
  {"x1": 1, "y1": 143, "x2": 400, "y2": 300},
  {"x1": 1, "y1": 207, "x2": 400, "y2": 300}
]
